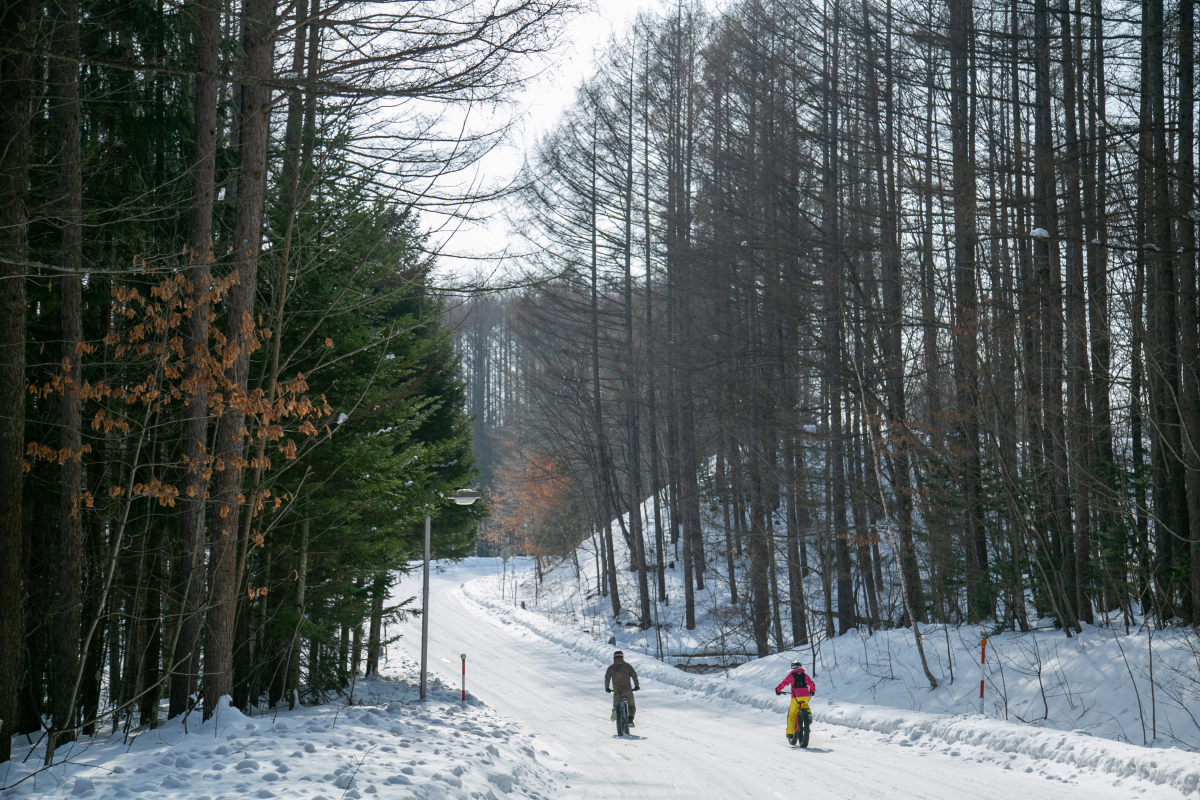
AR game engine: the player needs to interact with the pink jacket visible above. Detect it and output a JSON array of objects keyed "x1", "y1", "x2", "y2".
[{"x1": 776, "y1": 669, "x2": 815, "y2": 698}]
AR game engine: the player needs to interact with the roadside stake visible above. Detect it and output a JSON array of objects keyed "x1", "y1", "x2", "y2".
[
  {"x1": 979, "y1": 639, "x2": 987, "y2": 715},
  {"x1": 462, "y1": 653, "x2": 467, "y2": 703}
]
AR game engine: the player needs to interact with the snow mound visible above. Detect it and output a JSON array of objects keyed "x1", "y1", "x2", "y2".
[{"x1": 1, "y1": 653, "x2": 567, "y2": 799}]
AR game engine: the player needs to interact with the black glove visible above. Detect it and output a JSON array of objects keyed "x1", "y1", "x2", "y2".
[
  {"x1": 633, "y1": 686, "x2": 640, "y2": 691},
  {"x1": 811, "y1": 689, "x2": 816, "y2": 695},
  {"x1": 605, "y1": 687, "x2": 612, "y2": 693},
  {"x1": 775, "y1": 689, "x2": 781, "y2": 696}
]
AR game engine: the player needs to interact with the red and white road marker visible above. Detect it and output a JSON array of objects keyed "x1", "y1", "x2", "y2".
[
  {"x1": 461, "y1": 653, "x2": 467, "y2": 703},
  {"x1": 979, "y1": 638, "x2": 987, "y2": 715}
]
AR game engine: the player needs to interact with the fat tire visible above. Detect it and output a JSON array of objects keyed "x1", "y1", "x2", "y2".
[
  {"x1": 615, "y1": 698, "x2": 629, "y2": 736},
  {"x1": 799, "y1": 710, "x2": 811, "y2": 748}
]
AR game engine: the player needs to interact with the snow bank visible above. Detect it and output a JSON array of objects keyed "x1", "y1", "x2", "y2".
[
  {"x1": 2, "y1": 652, "x2": 564, "y2": 800},
  {"x1": 816, "y1": 702, "x2": 1200, "y2": 796},
  {"x1": 464, "y1": 573, "x2": 1200, "y2": 796}
]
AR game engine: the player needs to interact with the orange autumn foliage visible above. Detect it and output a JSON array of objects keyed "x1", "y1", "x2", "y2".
[{"x1": 486, "y1": 453, "x2": 575, "y2": 558}]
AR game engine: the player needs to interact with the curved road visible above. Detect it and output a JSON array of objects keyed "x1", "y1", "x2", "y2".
[{"x1": 394, "y1": 560, "x2": 1161, "y2": 799}]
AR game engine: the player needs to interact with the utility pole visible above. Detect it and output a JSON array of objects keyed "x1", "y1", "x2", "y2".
[{"x1": 420, "y1": 489, "x2": 480, "y2": 701}]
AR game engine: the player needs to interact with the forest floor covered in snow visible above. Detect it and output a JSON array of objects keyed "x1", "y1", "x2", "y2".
[{"x1": 0, "y1": 652, "x2": 565, "y2": 800}]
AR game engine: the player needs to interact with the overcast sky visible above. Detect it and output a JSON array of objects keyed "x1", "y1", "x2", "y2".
[{"x1": 424, "y1": 0, "x2": 653, "y2": 285}]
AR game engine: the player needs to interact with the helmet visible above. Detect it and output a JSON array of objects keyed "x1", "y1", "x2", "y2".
[
  {"x1": 790, "y1": 661, "x2": 803, "y2": 670},
  {"x1": 613, "y1": 651, "x2": 624, "y2": 659}
]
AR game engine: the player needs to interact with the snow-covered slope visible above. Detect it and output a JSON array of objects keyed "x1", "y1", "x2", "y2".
[{"x1": 0, "y1": 653, "x2": 564, "y2": 800}]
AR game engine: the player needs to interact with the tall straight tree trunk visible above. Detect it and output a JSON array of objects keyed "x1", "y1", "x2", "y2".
[
  {"x1": 680, "y1": 369, "x2": 702, "y2": 626},
  {"x1": 748, "y1": 454, "x2": 771, "y2": 655},
  {"x1": 857, "y1": 424, "x2": 882, "y2": 630},
  {"x1": 1034, "y1": 0, "x2": 1078, "y2": 633},
  {"x1": 921, "y1": 44, "x2": 939, "y2": 448},
  {"x1": 1013, "y1": 0, "x2": 1042, "y2": 629},
  {"x1": 786, "y1": 440, "x2": 809, "y2": 645},
  {"x1": 644, "y1": 110, "x2": 667, "y2": 604},
  {"x1": 624, "y1": 71, "x2": 651, "y2": 629},
  {"x1": 822, "y1": 0, "x2": 853, "y2": 638},
  {"x1": 868, "y1": 0, "x2": 922, "y2": 625},
  {"x1": 1086, "y1": 0, "x2": 1119, "y2": 613},
  {"x1": 830, "y1": 315, "x2": 853, "y2": 635},
  {"x1": 0, "y1": 0, "x2": 36, "y2": 763},
  {"x1": 48, "y1": 0, "x2": 84, "y2": 757},
  {"x1": 949, "y1": 0, "x2": 988, "y2": 621},
  {"x1": 139, "y1": 532, "x2": 164, "y2": 728},
  {"x1": 1146, "y1": 0, "x2": 1185, "y2": 619},
  {"x1": 204, "y1": 0, "x2": 275, "y2": 717},
  {"x1": 366, "y1": 574, "x2": 384, "y2": 676},
  {"x1": 172, "y1": 0, "x2": 222, "y2": 721},
  {"x1": 81, "y1": 498, "x2": 105, "y2": 732},
  {"x1": 1058, "y1": 0, "x2": 1094, "y2": 625},
  {"x1": 1131, "y1": 0, "x2": 1152, "y2": 614},
  {"x1": 590, "y1": 119, "x2": 620, "y2": 618},
  {"x1": 719, "y1": 451, "x2": 739, "y2": 604},
  {"x1": 288, "y1": 519, "x2": 308, "y2": 707},
  {"x1": 1177, "y1": 0, "x2": 1200, "y2": 625},
  {"x1": 998, "y1": 8, "x2": 1029, "y2": 630}
]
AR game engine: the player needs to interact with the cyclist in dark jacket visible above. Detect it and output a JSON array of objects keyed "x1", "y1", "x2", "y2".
[{"x1": 605, "y1": 651, "x2": 640, "y2": 726}]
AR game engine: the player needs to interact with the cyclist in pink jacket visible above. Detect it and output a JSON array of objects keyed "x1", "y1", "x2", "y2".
[
  {"x1": 775, "y1": 662, "x2": 816, "y2": 745},
  {"x1": 776, "y1": 662, "x2": 815, "y2": 698}
]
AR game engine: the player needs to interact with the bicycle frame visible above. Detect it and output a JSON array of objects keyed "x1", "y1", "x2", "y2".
[{"x1": 614, "y1": 694, "x2": 631, "y2": 736}]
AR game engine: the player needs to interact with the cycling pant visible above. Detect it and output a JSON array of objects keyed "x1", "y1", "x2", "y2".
[
  {"x1": 786, "y1": 696, "x2": 811, "y2": 735},
  {"x1": 612, "y1": 689, "x2": 636, "y2": 718}
]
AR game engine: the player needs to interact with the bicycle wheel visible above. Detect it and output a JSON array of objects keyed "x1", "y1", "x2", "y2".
[
  {"x1": 799, "y1": 709, "x2": 811, "y2": 748},
  {"x1": 616, "y1": 698, "x2": 629, "y2": 736}
]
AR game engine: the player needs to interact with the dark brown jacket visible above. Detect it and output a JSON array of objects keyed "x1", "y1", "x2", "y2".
[{"x1": 605, "y1": 659, "x2": 639, "y2": 694}]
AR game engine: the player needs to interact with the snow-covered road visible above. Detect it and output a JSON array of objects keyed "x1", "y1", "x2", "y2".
[{"x1": 397, "y1": 560, "x2": 1171, "y2": 799}]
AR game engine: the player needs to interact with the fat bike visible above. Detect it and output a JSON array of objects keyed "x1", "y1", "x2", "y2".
[
  {"x1": 786, "y1": 696, "x2": 811, "y2": 748},
  {"x1": 614, "y1": 695, "x2": 631, "y2": 736}
]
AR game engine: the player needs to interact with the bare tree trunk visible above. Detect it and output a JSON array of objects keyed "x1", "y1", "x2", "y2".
[
  {"x1": 1086, "y1": 0, "x2": 1119, "y2": 614},
  {"x1": 1177, "y1": 0, "x2": 1200, "y2": 626},
  {"x1": 1058, "y1": 0, "x2": 1094, "y2": 626},
  {"x1": 949, "y1": 0, "x2": 988, "y2": 621},
  {"x1": 288, "y1": 519, "x2": 308, "y2": 705},
  {"x1": 624, "y1": 68, "x2": 651, "y2": 629},
  {"x1": 366, "y1": 575, "x2": 384, "y2": 676},
  {"x1": 786, "y1": 441, "x2": 809, "y2": 645},
  {"x1": 868, "y1": 0, "x2": 921, "y2": 626},
  {"x1": 719, "y1": 451, "x2": 739, "y2": 604},
  {"x1": 1146, "y1": 0, "x2": 1184, "y2": 621},
  {"x1": 0, "y1": 0, "x2": 36, "y2": 763},
  {"x1": 48, "y1": 0, "x2": 84, "y2": 757},
  {"x1": 171, "y1": 0, "x2": 223, "y2": 721},
  {"x1": 748, "y1": 454, "x2": 771, "y2": 654},
  {"x1": 204, "y1": 0, "x2": 275, "y2": 717}
]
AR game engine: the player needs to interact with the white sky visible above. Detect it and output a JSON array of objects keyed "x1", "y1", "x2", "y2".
[{"x1": 424, "y1": 0, "x2": 654, "y2": 285}]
